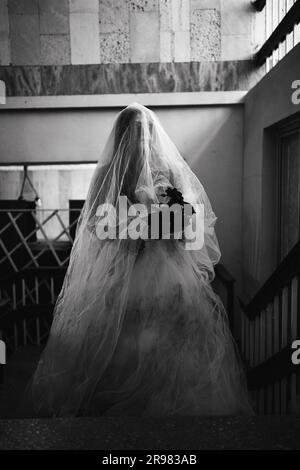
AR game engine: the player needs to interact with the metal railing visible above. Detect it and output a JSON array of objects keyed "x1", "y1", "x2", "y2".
[
  {"x1": 0, "y1": 206, "x2": 80, "y2": 355},
  {"x1": 0, "y1": 267, "x2": 66, "y2": 354},
  {"x1": 239, "y1": 241, "x2": 300, "y2": 414},
  {"x1": 0, "y1": 208, "x2": 80, "y2": 274},
  {"x1": 255, "y1": 0, "x2": 300, "y2": 69}
]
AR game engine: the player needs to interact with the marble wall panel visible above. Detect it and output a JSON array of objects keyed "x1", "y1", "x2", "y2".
[
  {"x1": 191, "y1": 9, "x2": 221, "y2": 61},
  {"x1": 130, "y1": 11, "x2": 160, "y2": 63},
  {"x1": 0, "y1": 61, "x2": 264, "y2": 96},
  {"x1": 0, "y1": 0, "x2": 10, "y2": 64},
  {"x1": 41, "y1": 34, "x2": 70, "y2": 65},
  {"x1": 70, "y1": 12, "x2": 100, "y2": 64},
  {"x1": 9, "y1": 13, "x2": 40, "y2": 65}
]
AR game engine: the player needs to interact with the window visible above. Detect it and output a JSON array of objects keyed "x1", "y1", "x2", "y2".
[
  {"x1": 277, "y1": 118, "x2": 300, "y2": 259},
  {"x1": 0, "y1": 163, "x2": 96, "y2": 240}
]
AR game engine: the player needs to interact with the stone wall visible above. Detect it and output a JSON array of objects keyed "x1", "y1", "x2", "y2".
[{"x1": 0, "y1": 0, "x2": 257, "y2": 66}]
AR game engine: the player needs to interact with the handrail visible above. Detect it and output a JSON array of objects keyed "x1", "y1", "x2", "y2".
[
  {"x1": 253, "y1": 0, "x2": 266, "y2": 12},
  {"x1": 247, "y1": 345, "x2": 298, "y2": 390},
  {"x1": 239, "y1": 242, "x2": 300, "y2": 414},
  {"x1": 255, "y1": 0, "x2": 300, "y2": 65},
  {"x1": 243, "y1": 241, "x2": 300, "y2": 318}
]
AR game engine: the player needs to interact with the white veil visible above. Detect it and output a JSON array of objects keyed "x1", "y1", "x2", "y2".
[{"x1": 28, "y1": 103, "x2": 226, "y2": 417}]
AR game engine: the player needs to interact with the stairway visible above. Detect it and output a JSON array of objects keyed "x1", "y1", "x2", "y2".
[{"x1": 0, "y1": 242, "x2": 299, "y2": 450}]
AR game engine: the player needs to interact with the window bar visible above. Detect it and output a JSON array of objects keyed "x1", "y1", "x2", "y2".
[
  {"x1": 0, "y1": 208, "x2": 59, "y2": 268},
  {"x1": 267, "y1": 384, "x2": 273, "y2": 414},
  {"x1": 266, "y1": 0, "x2": 273, "y2": 38},
  {"x1": 23, "y1": 282, "x2": 36, "y2": 305},
  {"x1": 12, "y1": 283, "x2": 17, "y2": 310},
  {"x1": 0, "y1": 238, "x2": 18, "y2": 272},
  {"x1": 291, "y1": 276, "x2": 298, "y2": 340},
  {"x1": 279, "y1": 0, "x2": 287, "y2": 21},
  {"x1": 254, "y1": 316, "x2": 259, "y2": 366},
  {"x1": 22, "y1": 279, "x2": 26, "y2": 307},
  {"x1": 0, "y1": 211, "x2": 23, "y2": 237},
  {"x1": 250, "y1": 320, "x2": 255, "y2": 367},
  {"x1": 246, "y1": 317, "x2": 250, "y2": 363},
  {"x1": 13, "y1": 277, "x2": 49, "y2": 311},
  {"x1": 23, "y1": 319, "x2": 27, "y2": 346},
  {"x1": 281, "y1": 378, "x2": 287, "y2": 415},
  {"x1": 35, "y1": 276, "x2": 39, "y2": 305},
  {"x1": 286, "y1": 28, "x2": 294, "y2": 51},
  {"x1": 274, "y1": 381, "x2": 281, "y2": 414},
  {"x1": 8, "y1": 212, "x2": 38, "y2": 266},
  {"x1": 21, "y1": 247, "x2": 50, "y2": 270},
  {"x1": 31, "y1": 211, "x2": 63, "y2": 267},
  {"x1": 36, "y1": 317, "x2": 40, "y2": 345},
  {"x1": 281, "y1": 286, "x2": 289, "y2": 348},
  {"x1": 287, "y1": 0, "x2": 295, "y2": 12},
  {"x1": 273, "y1": 0, "x2": 280, "y2": 65},
  {"x1": 259, "y1": 387, "x2": 265, "y2": 414},
  {"x1": 260, "y1": 309, "x2": 266, "y2": 363},
  {"x1": 244, "y1": 316, "x2": 248, "y2": 360},
  {"x1": 294, "y1": 20, "x2": 300, "y2": 45},
  {"x1": 50, "y1": 277, "x2": 55, "y2": 304},
  {"x1": 266, "y1": 303, "x2": 273, "y2": 359},
  {"x1": 273, "y1": 0, "x2": 279, "y2": 30},
  {"x1": 24, "y1": 325, "x2": 34, "y2": 345},
  {"x1": 13, "y1": 323, "x2": 18, "y2": 350},
  {"x1": 279, "y1": 0, "x2": 287, "y2": 58},
  {"x1": 273, "y1": 296, "x2": 280, "y2": 353},
  {"x1": 290, "y1": 373, "x2": 297, "y2": 413},
  {"x1": 55, "y1": 210, "x2": 73, "y2": 244}
]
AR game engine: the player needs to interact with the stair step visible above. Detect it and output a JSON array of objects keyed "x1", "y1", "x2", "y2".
[{"x1": 0, "y1": 416, "x2": 300, "y2": 450}]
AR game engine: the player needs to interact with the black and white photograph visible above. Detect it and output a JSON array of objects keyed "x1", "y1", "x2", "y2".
[{"x1": 0, "y1": 0, "x2": 300, "y2": 455}]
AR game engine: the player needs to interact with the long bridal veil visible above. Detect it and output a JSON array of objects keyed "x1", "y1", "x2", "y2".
[{"x1": 27, "y1": 102, "x2": 252, "y2": 417}]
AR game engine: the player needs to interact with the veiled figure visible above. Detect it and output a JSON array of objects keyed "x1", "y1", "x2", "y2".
[{"x1": 26, "y1": 103, "x2": 252, "y2": 417}]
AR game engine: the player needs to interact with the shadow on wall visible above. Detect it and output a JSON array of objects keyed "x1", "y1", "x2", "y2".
[{"x1": 159, "y1": 106, "x2": 244, "y2": 295}]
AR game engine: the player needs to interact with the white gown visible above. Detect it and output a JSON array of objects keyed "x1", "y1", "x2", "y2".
[
  {"x1": 87, "y1": 239, "x2": 252, "y2": 416},
  {"x1": 26, "y1": 103, "x2": 253, "y2": 417}
]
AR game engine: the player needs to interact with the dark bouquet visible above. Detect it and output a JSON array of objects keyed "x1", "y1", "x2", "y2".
[{"x1": 147, "y1": 187, "x2": 196, "y2": 239}]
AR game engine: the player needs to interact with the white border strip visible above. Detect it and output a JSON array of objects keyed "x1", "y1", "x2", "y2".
[{"x1": 0, "y1": 92, "x2": 247, "y2": 109}]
